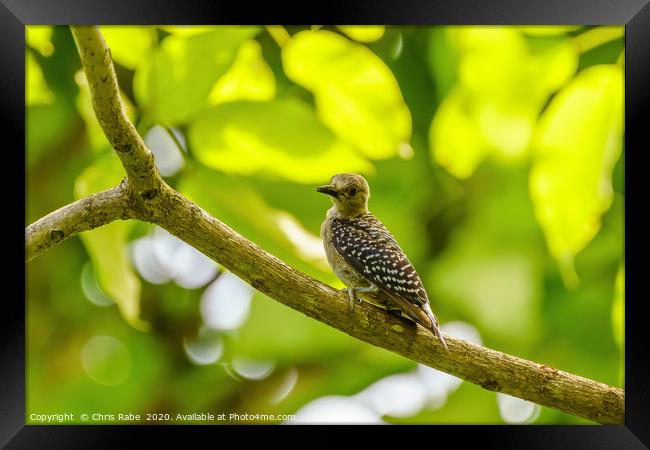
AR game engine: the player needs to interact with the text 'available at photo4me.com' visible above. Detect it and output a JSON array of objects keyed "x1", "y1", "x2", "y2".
[{"x1": 29, "y1": 412, "x2": 297, "y2": 424}]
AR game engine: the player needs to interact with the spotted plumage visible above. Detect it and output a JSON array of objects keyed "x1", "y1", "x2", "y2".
[
  {"x1": 317, "y1": 173, "x2": 448, "y2": 351},
  {"x1": 331, "y1": 214, "x2": 427, "y2": 306}
]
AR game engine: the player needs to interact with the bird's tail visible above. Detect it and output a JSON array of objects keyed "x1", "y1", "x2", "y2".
[{"x1": 422, "y1": 303, "x2": 448, "y2": 352}]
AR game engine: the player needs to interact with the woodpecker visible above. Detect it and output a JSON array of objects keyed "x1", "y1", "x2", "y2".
[{"x1": 317, "y1": 173, "x2": 448, "y2": 351}]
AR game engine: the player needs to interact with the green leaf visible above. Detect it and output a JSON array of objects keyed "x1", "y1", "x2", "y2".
[
  {"x1": 429, "y1": 87, "x2": 487, "y2": 179},
  {"x1": 336, "y1": 26, "x2": 386, "y2": 43},
  {"x1": 100, "y1": 26, "x2": 158, "y2": 70},
  {"x1": 26, "y1": 26, "x2": 54, "y2": 56},
  {"x1": 282, "y1": 30, "x2": 412, "y2": 159},
  {"x1": 133, "y1": 26, "x2": 259, "y2": 125},
  {"x1": 74, "y1": 156, "x2": 145, "y2": 330},
  {"x1": 177, "y1": 166, "x2": 333, "y2": 280},
  {"x1": 26, "y1": 51, "x2": 54, "y2": 105},
  {"x1": 456, "y1": 28, "x2": 577, "y2": 159},
  {"x1": 430, "y1": 28, "x2": 578, "y2": 177},
  {"x1": 188, "y1": 99, "x2": 372, "y2": 183},
  {"x1": 529, "y1": 65, "x2": 623, "y2": 286},
  {"x1": 207, "y1": 39, "x2": 276, "y2": 105}
]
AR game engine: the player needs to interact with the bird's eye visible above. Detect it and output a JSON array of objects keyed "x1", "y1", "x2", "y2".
[{"x1": 348, "y1": 188, "x2": 358, "y2": 196}]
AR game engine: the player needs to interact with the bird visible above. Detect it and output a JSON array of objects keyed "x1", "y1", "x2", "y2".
[{"x1": 317, "y1": 173, "x2": 448, "y2": 351}]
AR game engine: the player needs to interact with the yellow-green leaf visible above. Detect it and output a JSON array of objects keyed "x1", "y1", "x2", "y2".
[
  {"x1": 208, "y1": 39, "x2": 276, "y2": 105},
  {"x1": 533, "y1": 41, "x2": 578, "y2": 94},
  {"x1": 456, "y1": 28, "x2": 577, "y2": 160},
  {"x1": 26, "y1": 51, "x2": 54, "y2": 105},
  {"x1": 430, "y1": 28, "x2": 578, "y2": 177},
  {"x1": 282, "y1": 30, "x2": 411, "y2": 159},
  {"x1": 337, "y1": 26, "x2": 385, "y2": 42},
  {"x1": 529, "y1": 65, "x2": 623, "y2": 286},
  {"x1": 74, "y1": 156, "x2": 145, "y2": 330},
  {"x1": 101, "y1": 26, "x2": 157, "y2": 70},
  {"x1": 133, "y1": 26, "x2": 259, "y2": 125},
  {"x1": 429, "y1": 87, "x2": 487, "y2": 179},
  {"x1": 26, "y1": 26, "x2": 54, "y2": 56},
  {"x1": 188, "y1": 99, "x2": 372, "y2": 183}
]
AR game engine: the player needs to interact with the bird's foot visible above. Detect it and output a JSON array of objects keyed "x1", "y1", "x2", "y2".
[
  {"x1": 343, "y1": 286, "x2": 379, "y2": 312},
  {"x1": 344, "y1": 288, "x2": 356, "y2": 311}
]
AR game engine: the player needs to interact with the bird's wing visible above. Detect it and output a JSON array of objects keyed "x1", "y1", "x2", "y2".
[
  {"x1": 332, "y1": 214, "x2": 448, "y2": 348},
  {"x1": 354, "y1": 213, "x2": 402, "y2": 249},
  {"x1": 330, "y1": 214, "x2": 429, "y2": 311}
]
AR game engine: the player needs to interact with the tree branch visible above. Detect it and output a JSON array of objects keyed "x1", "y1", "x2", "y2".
[
  {"x1": 25, "y1": 183, "x2": 134, "y2": 262},
  {"x1": 153, "y1": 189, "x2": 624, "y2": 424},
  {"x1": 70, "y1": 26, "x2": 163, "y2": 197},
  {"x1": 24, "y1": 26, "x2": 625, "y2": 424}
]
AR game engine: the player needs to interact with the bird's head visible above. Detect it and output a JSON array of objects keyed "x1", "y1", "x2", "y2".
[{"x1": 317, "y1": 173, "x2": 370, "y2": 217}]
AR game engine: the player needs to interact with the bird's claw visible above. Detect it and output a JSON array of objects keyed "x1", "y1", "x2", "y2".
[
  {"x1": 345, "y1": 288, "x2": 356, "y2": 312},
  {"x1": 344, "y1": 287, "x2": 374, "y2": 312}
]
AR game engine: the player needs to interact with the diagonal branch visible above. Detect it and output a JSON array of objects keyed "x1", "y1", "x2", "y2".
[
  {"x1": 155, "y1": 189, "x2": 625, "y2": 424},
  {"x1": 24, "y1": 25, "x2": 625, "y2": 425}
]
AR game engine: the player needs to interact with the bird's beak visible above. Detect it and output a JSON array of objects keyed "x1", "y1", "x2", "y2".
[{"x1": 316, "y1": 185, "x2": 339, "y2": 198}]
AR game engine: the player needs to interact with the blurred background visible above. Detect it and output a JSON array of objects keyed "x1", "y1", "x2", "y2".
[{"x1": 26, "y1": 25, "x2": 624, "y2": 424}]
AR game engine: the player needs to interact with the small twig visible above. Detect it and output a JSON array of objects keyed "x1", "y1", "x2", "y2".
[
  {"x1": 265, "y1": 25, "x2": 292, "y2": 48},
  {"x1": 162, "y1": 125, "x2": 186, "y2": 154},
  {"x1": 572, "y1": 26, "x2": 624, "y2": 53}
]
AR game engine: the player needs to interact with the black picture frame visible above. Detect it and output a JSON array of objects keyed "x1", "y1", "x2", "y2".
[{"x1": 5, "y1": 0, "x2": 649, "y2": 447}]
